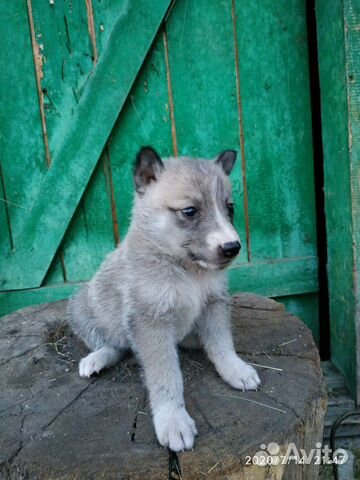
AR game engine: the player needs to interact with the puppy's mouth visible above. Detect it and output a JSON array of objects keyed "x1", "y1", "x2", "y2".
[{"x1": 186, "y1": 250, "x2": 231, "y2": 271}]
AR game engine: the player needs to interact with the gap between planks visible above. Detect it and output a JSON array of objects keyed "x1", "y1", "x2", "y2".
[
  {"x1": 163, "y1": 26, "x2": 178, "y2": 157},
  {"x1": 85, "y1": 0, "x2": 98, "y2": 65},
  {"x1": 26, "y1": 0, "x2": 51, "y2": 168},
  {"x1": 231, "y1": 0, "x2": 251, "y2": 262},
  {"x1": 0, "y1": 162, "x2": 14, "y2": 251},
  {"x1": 103, "y1": 148, "x2": 120, "y2": 245}
]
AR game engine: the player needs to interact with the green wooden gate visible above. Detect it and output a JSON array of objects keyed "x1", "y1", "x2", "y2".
[{"x1": 0, "y1": 1, "x2": 318, "y2": 341}]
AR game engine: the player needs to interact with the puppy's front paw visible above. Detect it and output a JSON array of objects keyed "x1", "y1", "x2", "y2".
[
  {"x1": 218, "y1": 356, "x2": 261, "y2": 391},
  {"x1": 79, "y1": 351, "x2": 104, "y2": 377},
  {"x1": 153, "y1": 404, "x2": 198, "y2": 452}
]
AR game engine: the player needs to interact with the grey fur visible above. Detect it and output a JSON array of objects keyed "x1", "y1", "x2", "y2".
[{"x1": 68, "y1": 148, "x2": 260, "y2": 452}]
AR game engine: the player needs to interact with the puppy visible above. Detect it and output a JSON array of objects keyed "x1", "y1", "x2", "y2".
[{"x1": 68, "y1": 147, "x2": 260, "y2": 451}]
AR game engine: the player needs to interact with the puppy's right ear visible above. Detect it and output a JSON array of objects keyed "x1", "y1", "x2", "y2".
[{"x1": 134, "y1": 147, "x2": 165, "y2": 194}]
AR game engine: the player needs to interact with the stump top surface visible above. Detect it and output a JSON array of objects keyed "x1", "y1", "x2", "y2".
[{"x1": 0, "y1": 294, "x2": 326, "y2": 480}]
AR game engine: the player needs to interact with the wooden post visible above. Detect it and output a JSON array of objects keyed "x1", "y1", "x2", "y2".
[{"x1": 316, "y1": 0, "x2": 360, "y2": 403}]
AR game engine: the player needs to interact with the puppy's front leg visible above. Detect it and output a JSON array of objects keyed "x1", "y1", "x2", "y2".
[
  {"x1": 197, "y1": 300, "x2": 261, "y2": 391},
  {"x1": 130, "y1": 319, "x2": 197, "y2": 451}
]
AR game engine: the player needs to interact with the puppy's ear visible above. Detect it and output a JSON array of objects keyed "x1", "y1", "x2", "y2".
[
  {"x1": 215, "y1": 150, "x2": 237, "y2": 175},
  {"x1": 134, "y1": 147, "x2": 165, "y2": 194}
]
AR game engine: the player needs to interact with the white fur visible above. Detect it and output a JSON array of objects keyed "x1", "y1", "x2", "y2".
[
  {"x1": 153, "y1": 403, "x2": 198, "y2": 451},
  {"x1": 206, "y1": 204, "x2": 240, "y2": 252},
  {"x1": 215, "y1": 353, "x2": 260, "y2": 391},
  {"x1": 79, "y1": 347, "x2": 121, "y2": 378}
]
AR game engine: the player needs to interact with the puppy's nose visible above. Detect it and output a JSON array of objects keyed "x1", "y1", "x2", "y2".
[{"x1": 221, "y1": 241, "x2": 241, "y2": 258}]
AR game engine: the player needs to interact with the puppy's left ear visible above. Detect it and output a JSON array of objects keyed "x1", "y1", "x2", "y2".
[
  {"x1": 134, "y1": 146, "x2": 165, "y2": 194},
  {"x1": 215, "y1": 150, "x2": 237, "y2": 175}
]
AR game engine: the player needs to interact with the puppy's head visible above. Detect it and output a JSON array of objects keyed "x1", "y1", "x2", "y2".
[{"x1": 133, "y1": 146, "x2": 241, "y2": 270}]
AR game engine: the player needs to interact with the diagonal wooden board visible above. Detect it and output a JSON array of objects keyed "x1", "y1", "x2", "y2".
[{"x1": 0, "y1": 0, "x2": 173, "y2": 291}]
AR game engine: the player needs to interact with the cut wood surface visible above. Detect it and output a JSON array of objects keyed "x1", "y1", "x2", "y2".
[{"x1": 0, "y1": 294, "x2": 326, "y2": 479}]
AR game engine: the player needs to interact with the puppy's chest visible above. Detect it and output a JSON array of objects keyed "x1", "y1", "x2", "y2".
[{"x1": 173, "y1": 275, "x2": 221, "y2": 339}]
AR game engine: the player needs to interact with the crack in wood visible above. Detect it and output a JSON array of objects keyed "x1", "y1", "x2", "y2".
[
  {"x1": 168, "y1": 450, "x2": 182, "y2": 480},
  {"x1": 131, "y1": 413, "x2": 138, "y2": 442},
  {"x1": 40, "y1": 381, "x2": 93, "y2": 433},
  {"x1": 231, "y1": 0, "x2": 250, "y2": 261},
  {"x1": 0, "y1": 381, "x2": 70, "y2": 415},
  {"x1": 59, "y1": 249, "x2": 68, "y2": 283},
  {"x1": 129, "y1": 394, "x2": 147, "y2": 444},
  {"x1": 0, "y1": 344, "x2": 42, "y2": 367},
  {"x1": 234, "y1": 350, "x2": 318, "y2": 360},
  {"x1": 103, "y1": 148, "x2": 120, "y2": 245},
  {"x1": 1, "y1": 405, "x2": 26, "y2": 470},
  {"x1": 63, "y1": 14, "x2": 72, "y2": 54},
  {"x1": 163, "y1": 26, "x2": 178, "y2": 157},
  {"x1": 0, "y1": 162, "x2": 14, "y2": 251},
  {"x1": 0, "y1": 383, "x2": 92, "y2": 473},
  {"x1": 85, "y1": 0, "x2": 98, "y2": 65}
]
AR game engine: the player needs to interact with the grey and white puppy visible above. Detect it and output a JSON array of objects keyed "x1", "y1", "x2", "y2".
[{"x1": 68, "y1": 147, "x2": 260, "y2": 452}]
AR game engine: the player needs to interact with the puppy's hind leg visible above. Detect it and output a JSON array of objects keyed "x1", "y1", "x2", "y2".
[
  {"x1": 79, "y1": 346, "x2": 123, "y2": 378},
  {"x1": 68, "y1": 286, "x2": 128, "y2": 378}
]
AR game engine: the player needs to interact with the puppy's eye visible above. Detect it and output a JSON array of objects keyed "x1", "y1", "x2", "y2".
[
  {"x1": 181, "y1": 207, "x2": 197, "y2": 218},
  {"x1": 227, "y1": 203, "x2": 234, "y2": 215}
]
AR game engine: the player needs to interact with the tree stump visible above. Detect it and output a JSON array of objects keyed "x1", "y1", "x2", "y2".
[{"x1": 0, "y1": 294, "x2": 326, "y2": 479}]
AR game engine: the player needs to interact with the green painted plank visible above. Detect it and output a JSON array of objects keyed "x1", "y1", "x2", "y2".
[
  {"x1": 107, "y1": 31, "x2": 174, "y2": 239},
  {"x1": 0, "y1": 256, "x2": 318, "y2": 318},
  {"x1": 43, "y1": 251, "x2": 66, "y2": 285},
  {"x1": 0, "y1": 0, "x2": 173, "y2": 291},
  {"x1": 317, "y1": 0, "x2": 360, "y2": 400},
  {"x1": 57, "y1": 157, "x2": 116, "y2": 282},
  {"x1": 0, "y1": 1, "x2": 46, "y2": 253},
  {"x1": 228, "y1": 256, "x2": 318, "y2": 297},
  {"x1": 42, "y1": 1, "x2": 118, "y2": 284},
  {"x1": 92, "y1": 0, "x2": 125, "y2": 53},
  {"x1": 344, "y1": 0, "x2": 360, "y2": 403},
  {"x1": 276, "y1": 294, "x2": 319, "y2": 345},
  {"x1": 58, "y1": 25, "x2": 174, "y2": 282},
  {"x1": 234, "y1": 0, "x2": 317, "y2": 261},
  {"x1": 0, "y1": 284, "x2": 81, "y2": 318},
  {"x1": 30, "y1": 0, "x2": 93, "y2": 154},
  {"x1": 165, "y1": 0, "x2": 249, "y2": 262}
]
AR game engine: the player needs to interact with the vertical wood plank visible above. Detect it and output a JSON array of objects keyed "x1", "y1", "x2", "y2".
[
  {"x1": 234, "y1": 0, "x2": 317, "y2": 261},
  {"x1": 276, "y1": 294, "x2": 319, "y2": 345},
  {"x1": 30, "y1": 0, "x2": 94, "y2": 155},
  {"x1": 108, "y1": 32, "x2": 174, "y2": 239},
  {"x1": 0, "y1": 1, "x2": 47, "y2": 253},
  {"x1": 57, "y1": 158, "x2": 115, "y2": 283},
  {"x1": 43, "y1": 1, "x2": 114, "y2": 285},
  {"x1": 345, "y1": 0, "x2": 360, "y2": 402},
  {"x1": 317, "y1": 0, "x2": 360, "y2": 400},
  {"x1": 27, "y1": 0, "x2": 51, "y2": 167},
  {"x1": 165, "y1": 0, "x2": 249, "y2": 264},
  {"x1": 231, "y1": 0, "x2": 251, "y2": 261},
  {"x1": 58, "y1": 0, "x2": 121, "y2": 282}
]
